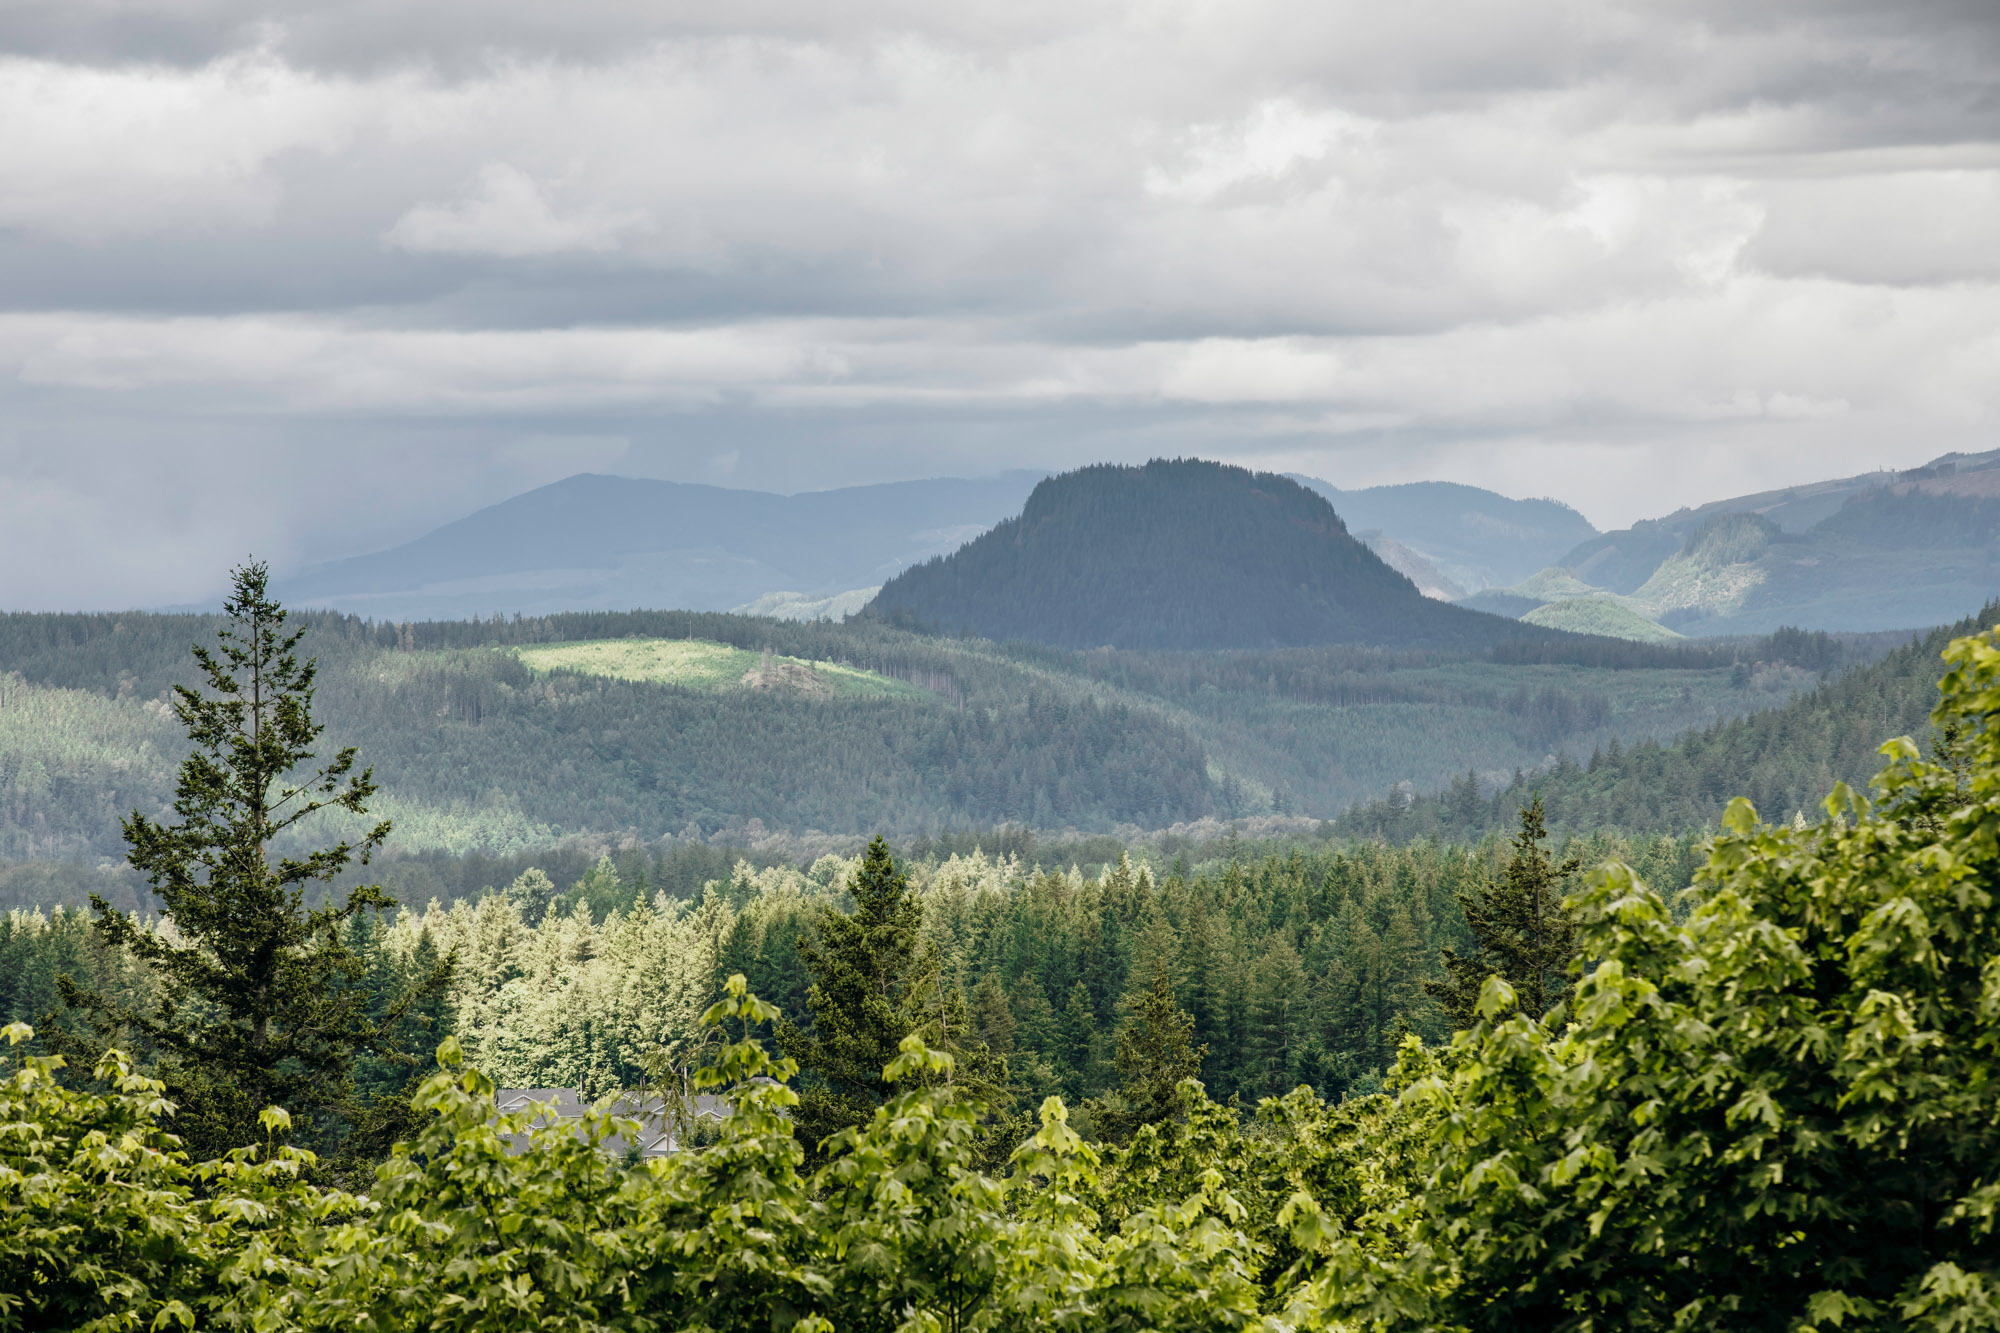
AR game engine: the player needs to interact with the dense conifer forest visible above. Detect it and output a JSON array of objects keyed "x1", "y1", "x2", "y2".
[{"x1": 2, "y1": 827, "x2": 1706, "y2": 1112}]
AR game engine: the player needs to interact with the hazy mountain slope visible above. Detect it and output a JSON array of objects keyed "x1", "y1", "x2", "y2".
[
  {"x1": 1627, "y1": 512, "x2": 1781, "y2": 623},
  {"x1": 1555, "y1": 463, "x2": 1927, "y2": 594},
  {"x1": 1354, "y1": 533, "x2": 1466, "y2": 600},
  {"x1": 733, "y1": 588, "x2": 880, "y2": 621},
  {"x1": 1610, "y1": 488, "x2": 2000, "y2": 634},
  {"x1": 869, "y1": 460, "x2": 1559, "y2": 650},
  {"x1": 277, "y1": 472, "x2": 1045, "y2": 620},
  {"x1": 1555, "y1": 449, "x2": 2000, "y2": 624},
  {"x1": 1555, "y1": 522, "x2": 1687, "y2": 596},
  {"x1": 1291, "y1": 478, "x2": 1597, "y2": 591}
]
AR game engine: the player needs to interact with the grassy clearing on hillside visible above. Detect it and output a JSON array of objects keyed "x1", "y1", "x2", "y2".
[
  {"x1": 1521, "y1": 597, "x2": 1682, "y2": 643},
  {"x1": 513, "y1": 638, "x2": 933, "y2": 700}
]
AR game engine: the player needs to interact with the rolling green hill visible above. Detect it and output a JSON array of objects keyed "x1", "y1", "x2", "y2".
[
  {"x1": 0, "y1": 606, "x2": 1836, "y2": 872},
  {"x1": 511, "y1": 638, "x2": 930, "y2": 699},
  {"x1": 869, "y1": 459, "x2": 1557, "y2": 650}
]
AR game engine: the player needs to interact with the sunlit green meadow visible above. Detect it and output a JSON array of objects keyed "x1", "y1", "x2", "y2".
[{"x1": 512, "y1": 638, "x2": 933, "y2": 700}]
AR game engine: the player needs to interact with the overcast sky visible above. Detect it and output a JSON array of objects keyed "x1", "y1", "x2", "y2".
[{"x1": 3, "y1": 0, "x2": 1998, "y2": 610}]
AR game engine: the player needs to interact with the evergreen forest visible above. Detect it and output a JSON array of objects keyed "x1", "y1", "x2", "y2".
[{"x1": 1345, "y1": 606, "x2": 2000, "y2": 841}]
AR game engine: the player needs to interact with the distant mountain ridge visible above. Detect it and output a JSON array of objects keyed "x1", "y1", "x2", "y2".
[
  {"x1": 274, "y1": 451, "x2": 1993, "y2": 639},
  {"x1": 271, "y1": 466, "x2": 1606, "y2": 626},
  {"x1": 278, "y1": 472, "x2": 1046, "y2": 621},
  {"x1": 1290, "y1": 478, "x2": 1598, "y2": 593},
  {"x1": 867, "y1": 459, "x2": 1559, "y2": 650}
]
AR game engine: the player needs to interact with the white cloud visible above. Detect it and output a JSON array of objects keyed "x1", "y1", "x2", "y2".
[
  {"x1": 3, "y1": 314, "x2": 833, "y2": 407},
  {"x1": 2, "y1": 0, "x2": 1999, "y2": 604},
  {"x1": 1744, "y1": 169, "x2": 2000, "y2": 286},
  {"x1": 1145, "y1": 100, "x2": 1371, "y2": 202},
  {"x1": 385, "y1": 163, "x2": 650, "y2": 256},
  {"x1": 0, "y1": 51, "x2": 364, "y2": 236}
]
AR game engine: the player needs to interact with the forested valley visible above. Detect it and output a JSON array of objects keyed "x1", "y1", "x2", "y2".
[
  {"x1": 0, "y1": 599, "x2": 1870, "y2": 893},
  {"x1": 1345, "y1": 606, "x2": 2000, "y2": 841}
]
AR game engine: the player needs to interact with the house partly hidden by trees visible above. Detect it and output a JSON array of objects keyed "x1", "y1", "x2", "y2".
[{"x1": 494, "y1": 1086, "x2": 734, "y2": 1159}]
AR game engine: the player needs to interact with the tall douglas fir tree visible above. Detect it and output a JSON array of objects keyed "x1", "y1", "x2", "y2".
[
  {"x1": 777, "y1": 835, "x2": 1000, "y2": 1155},
  {"x1": 1425, "y1": 795, "x2": 1582, "y2": 1027},
  {"x1": 61, "y1": 561, "x2": 445, "y2": 1160},
  {"x1": 1088, "y1": 962, "x2": 1206, "y2": 1143}
]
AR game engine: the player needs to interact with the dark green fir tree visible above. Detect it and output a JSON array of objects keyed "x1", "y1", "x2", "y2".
[
  {"x1": 777, "y1": 835, "x2": 999, "y2": 1155},
  {"x1": 1425, "y1": 795, "x2": 1582, "y2": 1027},
  {"x1": 1088, "y1": 962, "x2": 1206, "y2": 1143},
  {"x1": 59, "y1": 561, "x2": 446, "y2": 1161}
]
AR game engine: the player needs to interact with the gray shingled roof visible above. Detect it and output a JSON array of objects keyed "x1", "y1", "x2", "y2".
[{"x1": 493, "y1": 1087, "x2": 732, "y2": 1159}]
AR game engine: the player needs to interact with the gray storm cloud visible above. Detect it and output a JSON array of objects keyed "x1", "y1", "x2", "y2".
[{"x1": 1, "y1": 0, "x2": 1997, "y2": 609}]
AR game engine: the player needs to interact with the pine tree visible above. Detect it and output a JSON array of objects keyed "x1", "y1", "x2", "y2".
[
  {"x1": 571, "y1": 854, "x2": 629, "y2": 920},
  {"x1": 1089, "y1": 962, "x2": 1206, "y2": 1143},
  {"x1": 1425, "y1": 795, "x2": 1581, "y2": 1027},
  {"x1": 1056, "y1": 981, "x2": 1099, "y2": 1102},
  {"x1": 59, "y1": 562, "x2": 445, "y2": 1160},
  {"x1": 1245, "y1": 936, "x2": 1309, "y2": 1097},
  {"x1": 968, "y1": 970, "x2": 1016, "y2": 1059},
  {"x1": 778, "y1": 836, "x2": 997, "y2": 1153}
]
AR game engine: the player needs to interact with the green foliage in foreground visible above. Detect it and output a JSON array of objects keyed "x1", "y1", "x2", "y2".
[
  {"x1": 15, "y1": 627, "x2": 2000, "y2": 1331},
  {"x1": 1299, "y1": 626, "x2": 2000, "y2": 1329},
  {"x1": 0, "y1": 989, "x2": 1370, "y2": 1333}
]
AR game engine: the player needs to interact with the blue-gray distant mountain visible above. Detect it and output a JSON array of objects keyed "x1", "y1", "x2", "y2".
[
  {"x1": 866, "y1": 459, "x2": 1554, "y2": 649},
  {"x1": 1290, "y1": 478, "x2": 1598, "y2": 593},
  {"x1": 1531, "y1": 448, "x2": 2000, "y2": 634},
  {"x1": 278, "y1": 472, "x2": 1045, "y2": 621}
]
